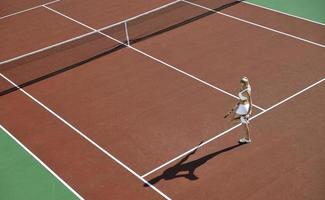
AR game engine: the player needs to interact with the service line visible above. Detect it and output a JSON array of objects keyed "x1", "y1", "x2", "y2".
[{"x1": 0, "y1": 0, "x2": 61, "y2": 20}]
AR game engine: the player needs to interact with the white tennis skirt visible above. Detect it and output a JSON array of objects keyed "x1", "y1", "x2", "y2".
[{"x1": 236, "y1": 103, "x2": 250, "y2": 115}]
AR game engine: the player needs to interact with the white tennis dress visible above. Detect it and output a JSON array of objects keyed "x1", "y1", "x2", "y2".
[{"x1": 236, "y1": 86, "x2": 251, "y2": 124}]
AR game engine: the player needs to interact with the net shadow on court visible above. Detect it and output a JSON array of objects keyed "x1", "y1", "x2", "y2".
[{"x1": 0, "y1": 0, "x2": 241, "y2": 96}]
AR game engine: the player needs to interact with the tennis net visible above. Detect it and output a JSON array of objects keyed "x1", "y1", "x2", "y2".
[{"x1": 0, "y1": 0, "x2": 240, "y2": 96}]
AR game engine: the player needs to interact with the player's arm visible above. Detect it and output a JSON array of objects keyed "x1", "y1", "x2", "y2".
[{"x1": 248, "y1": 92, "x2": 252, "y2": 115}]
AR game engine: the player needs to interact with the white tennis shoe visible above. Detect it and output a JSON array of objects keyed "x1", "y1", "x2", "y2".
[{"x1": 239, "y1": 137, "x2": 251, "y2": 144}]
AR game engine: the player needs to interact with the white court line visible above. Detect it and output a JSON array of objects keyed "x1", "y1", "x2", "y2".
[
  {"x1": 0, "y1": 124, "x2": 84, "y2": 200},
  {"x1": 36, "y1": 3, "x2": 325, "y2": 181},
  {"x1": 182, "y1": 0, "x2": 325, "y2": 48},
  {"x1": 0, "y1": 31, "x2": 96, "y2": 65},
  {"x1": 251, "y1": 78, "x2": 325, "y2": 120},
  {"x1": 3, "y1": 2, "x2": 324, "y2": 196},
  {"x1": 243, "y1": 1, "x2": 325, "y2": 27},
  {"x1": 142, "y1": 77, "x2": 325, "y2": 178},
  {"x1": 98, "y1": 0, "x2": 182, "y2": 31},
  {"x1": 0, "y1": 0, "x2": 180, "y2": 64},
  {"x1": 0, "y1": 0, "x2": 61, "y2": 20},
  {"x1": 128, "y1": 45, "x2": 266, "y2": 111},
  {"x1": 142, "y1": 123, "x2": 242, "y2": 178},
  {"x1": 43, "y1": 5, "x2": 266, "y2": 112},
  {"x1": 0, "y1": 72, "x2": 171, "y2": 200}
]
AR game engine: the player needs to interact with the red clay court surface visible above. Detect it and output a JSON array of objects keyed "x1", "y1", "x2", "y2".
[{"x1": 0, "y1": 0, "x2": 324, "y2": 199}]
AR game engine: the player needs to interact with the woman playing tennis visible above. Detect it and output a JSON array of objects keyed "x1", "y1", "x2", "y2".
[{"x1": 224, "y1": 77, "x2": 252, "y2": 143}]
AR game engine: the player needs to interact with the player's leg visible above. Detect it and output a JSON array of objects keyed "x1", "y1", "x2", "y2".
[{"x1": 239, "y1": 116, "x2": 251, "y2": 143}]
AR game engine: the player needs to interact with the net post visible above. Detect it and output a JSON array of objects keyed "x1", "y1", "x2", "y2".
[{"x1": 124, "y1": 22, "x2": 130, "y2": 46}]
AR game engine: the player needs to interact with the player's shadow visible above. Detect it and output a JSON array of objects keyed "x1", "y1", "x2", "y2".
[{"x1": 144, "y1": 143, "x2": 244, "y2": 187}]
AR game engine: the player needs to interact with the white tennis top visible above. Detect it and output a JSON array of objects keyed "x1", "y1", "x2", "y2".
[{"x1": 238, "y1": 86, "x2": 251, "y2": 101}]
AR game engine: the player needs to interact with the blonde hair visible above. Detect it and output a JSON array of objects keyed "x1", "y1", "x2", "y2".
[{"x1": 240, "y1": 77, "x2": 250, "y2": 87}]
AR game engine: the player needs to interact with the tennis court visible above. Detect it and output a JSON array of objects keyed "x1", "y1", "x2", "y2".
[{"x1": 0, "y1": 0, "x2": 324, "y2": 199}]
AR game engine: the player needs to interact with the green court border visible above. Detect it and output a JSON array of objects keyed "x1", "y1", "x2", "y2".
[
  {"x1": 0, "y1": 125, "x2": 81, "y2": 200},
  {"x1": 1, "y1": 1, "x2": 323, "y2": 200},
  {"x1": 247, "y1": 0, "x2": 325, "y2": 25}
]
